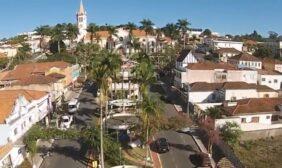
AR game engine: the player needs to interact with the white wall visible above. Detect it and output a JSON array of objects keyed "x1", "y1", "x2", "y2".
[
  {"x1": 238, "y1": 60, "x2": 262, "y2": 69},
  {"x1": 224, "y1": 89, "x2": 257, "y2": 101},
  {"x1": 258, "y1": 74, "x2": 282, "y2": 90},
  {"x1": 189, "y1": 91, "x2": 215, "y2": 103},
  {"x1": 275, "y1": 64, "x2": 282, "y2": 73},
  {"x1": 213, "y1": 40, "x2": 243, "y2": 51}
]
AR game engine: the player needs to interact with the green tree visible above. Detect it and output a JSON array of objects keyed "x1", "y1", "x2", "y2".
[
  {"x1": 65, "y1": 23, "x2": 79, "y2": 54},
  {"x1": 87, "y1": 23, "x2": 99, "y2": 44},
  {"x1": 51, "y1": 24, "x2": 66, "y2": 53},
  {"x1": 176, "y1": 19, "x2": 190, "y2": 48},
  {"x1": 34, "y1": 25, "x2": 52, "y2": 53},
  {"x1": 107, "y1": 26, "x2": 117, "y2": 51},
  {"x1": 202, "y1": 29, "x2": 212, "y2": 37},
  {"x1": 140, "y1": 19, "x2": 154, "y2": 53},
  {"x1": 220, "y1": 122, "x2": 242, "y2": 147},
  {"x1": 268, "y1": 31, "x2": 278, "y2": 40},
  {"x1": 254, "y1": 45, "x2": 273, "y2": 58},
  {"x1": 126, "y1": 22, "x2": 137, "y2": 55},
  {"x1": 205, "y1": 107, "x2": 222, "y2": 119},
  {"x1": 163, "y1": 23, "x2": 179, "y2": 45}
]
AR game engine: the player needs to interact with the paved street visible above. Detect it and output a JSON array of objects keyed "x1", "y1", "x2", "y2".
[
  {"x1": 40, "y1": 140, "x2": 87, "y2": 168},
  {"x1": 152, "y1": 130, "x2": 201, "y2": 168}
]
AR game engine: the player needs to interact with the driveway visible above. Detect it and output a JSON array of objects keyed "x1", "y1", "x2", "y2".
[
  {"x1": 152, "y1": 130, "x2": 201, "y2": 168},
  {"x1": 40, "y1": 139, "x2": 87, "y2": 168}
]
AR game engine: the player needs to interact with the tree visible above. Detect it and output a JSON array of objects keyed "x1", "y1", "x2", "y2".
[
  {"x1": 176, "y1": 19, "x2": 190, "y2": 48},
  {"x1": 253, "y1": 45, "x2": 273, "y2": 58},
  {"x1": 87, "y1": 23, "x2": 99, "y2": 44},
  {"x1": 202, "y1": 29, "x2": 212, "y2": 37},
  {"x1": 126, "y1": 22, "x2": 137, "y2": 55},
  {"x1": 220, "y1": 122, "x2": 242, "y2": 147},
  {"x1": 140, "y1": 19, "x2": 155, "y2": 53},
  {"x1": 65, "y1": 23, "x2": 79, "y2": 54},
  {"x1": 51, "y1": 24, "x2": 66, "y2": 53},
  {"x1": 35, "y1": 25, "x2": 52, "y2": 53},
  {"x1": 163, "y1": 23, "x2": 179, "y2": 45},
  {"x1": 204, "y1": 107, "x2": 222, "y2": 119},
  {"x1": 107, "y1": 26, "x2": 117, "y2": 51},
  {"x1": 268, "y1": 31, "x2": 278, "y2": 40}
]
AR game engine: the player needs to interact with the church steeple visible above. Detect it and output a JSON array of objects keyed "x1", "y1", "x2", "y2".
[{"x1": 76, "y1": 0, "x2": 87, "y2": 41}]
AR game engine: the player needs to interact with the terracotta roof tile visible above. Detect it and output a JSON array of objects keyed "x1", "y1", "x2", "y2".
[
  {"x1": 258, "y1": 69, "x2": 282, "y2": 75},
  {"x1": 214, "y1": 48, "x2": 241, "y2": 54},
  {"x1": 223, "y1": 98, "x2": 282, "y2": 115},
  {"x1": 229, "y1": 52, "x2": 261, "y2": 62},
  {"x1": 132, "y1": 29, "x2": 147, "y2": 37},
  {"x1": 0, "y1": 143, "x2": 12, "y2": 160},
  {"x1": 190, "y1": 82, "x2": 223, "y2": 92},
  {"x1": 14, "y1": 75, "x2": 61, "y2": 86},
  {"x1": 187, "y1": 62, "x2": 236, "y2": 70},
  {"x1": 0, "y1": 52, "x2": 7, "y2": 58},
  {"x1": 0, "y1": 90, "x2": 48, "y2": 123}
]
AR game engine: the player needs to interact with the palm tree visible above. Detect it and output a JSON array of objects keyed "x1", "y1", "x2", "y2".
[
  {"x1": 141, "y1": 94, "x2": 162, "y2": 167},
  {"x1": 107, "y1": 26, "x2": 117, "y2": 51},
  {"x1": 163, "y1": 23, "x2": 179, "y2": 46},
  {"x1": 51, "y1": 24, "x2": 66, "y2": 53},
  {"x1": 126, "y1": 22, "x2": 137, "y2": 55},
  {"x1": 140, "y1": 19, "x2": 154, "y2": 53},
  {"x1": 87, "y1": 23, "x2": 99, "y2": 44},
  {"x1": 65, "y1": 23, "x2": 79, "y2": 55},
  {"x1": 176, "y1": 19, "x2": 190, "y2": 48},
  {"x1": 34, "y1": 25, "x2": 51, "y2": 53}
]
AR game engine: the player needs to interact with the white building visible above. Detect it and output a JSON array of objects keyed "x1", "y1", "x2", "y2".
[
  {"x1": 228, "y1": 52, "x2": 262, "y2": 69},
  {"x1": 76, "y1": 0, "x2": 87, "y2": 41},
  {"x1": 175, "y1": 49, "x2": 203, "y2": 71},
  {"x1": 214, "y1": 48, "x2": 241, "y2": 62},
  {"x1": 211, "y1": 40, "x2": 243, "y2": 52},
  {"x1": 0, "y1": 44, "x2": 19, "y2": 58},
  {"x1": 214, "y1": 98, "x2": 282, "y2": 132},
  {"x1": 258, "y1": 70, "x2": 282, "y2": 90},
  {"x1": 174, "y1": 62, "x2": 258, "y2": 89},
  {"x1": 187, "y1": 28, "x2": 203, "y2": 38},
  {"x1": 0, "y1": 90, "x2": 51, "y2": 167}
]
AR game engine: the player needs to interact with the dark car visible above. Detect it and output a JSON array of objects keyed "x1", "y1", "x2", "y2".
[
  {"x1": 160, "y1": 95, "x2": 172, "y2": 103},
  {"x1": 155, "y1": 138, "x2": 169, "y2": 153}
]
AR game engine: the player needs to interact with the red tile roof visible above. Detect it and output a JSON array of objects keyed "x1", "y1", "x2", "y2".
[
  {"x1": 223, "y1": 98, "x2": 282, "y2": 115},
  {"x1": 229, "y1": 52, "x2": 261, "y2": 62},
  {"x1": 132, "y1": 29, "x2": 147, "y2": 37},
  {"x1": 0, "y1": 90, "x2": 48, "y2": 123},
  {"x1": 214, "y1": 48, "x2": 241, "y2": 55},
  {"x1": 187, "y1": 62, "x2": 237, "y2": 70}
]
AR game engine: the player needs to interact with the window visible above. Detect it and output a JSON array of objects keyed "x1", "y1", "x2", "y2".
[
  {"x1": 266, "y1": 116, "x2": 271, "y2": 119},
  {"x1": 262, "y1": 78, "x2": 265, "y2": 81},
  {"x1": 271, "y1": 115, "x2": 279, "y2": 121},
  {"x1": 251, "y1": 117, "x2": 259, "y2": 123},
  {"x1": 241, "y1": 118, "x2": 247, "y2": 123},
  {"x1": 274, "y1": 79, "x2": 278, "y2": 83},
  {"x1": 231, "y1": 96, "x2": 236, "y2": 101},
  {"x1": 263, "y1": 94, "x2": 269, "y2": 98},
  {"x1": 29, "y1": 117, "x2": 32, "y2": 122},
  {"x1": 14, "y1": 128, "x2": 18, "y2": 135},
  {"x1": 269, "y1": 80, "x2": 272, "y2": 84}
]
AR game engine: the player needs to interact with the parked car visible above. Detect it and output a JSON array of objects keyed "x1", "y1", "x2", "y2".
[
  {"x1": 68, "y1": 99, "x2": 80, "y2": 114},
  {"x1": 60, "y1": 115, "x2": 73, "y2": 130},
  {"x1": 160, "y1": 95, "x2": 172, "y2": 103},
  {"x1": 155, "y1": 138, "x2": 169, "y2": 153}
]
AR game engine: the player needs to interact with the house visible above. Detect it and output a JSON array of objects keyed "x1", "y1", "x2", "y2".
[
  {"x1": 188, "y1": 82, "x2": 277, "y2": 104},
  {"x1": 0, "y1": 44, "x2": 19, "y2": 58},
  {"x1": 228, "y1": 52, "x2": 262, "y2": 69},
  {"x1": 214, "y1": 48, "x2": 241, "y2": 62},
  {"x1": 258, "y1": 69, "x2": 282, "y2": 90},
  {"x1": 211, "y1": 39, "x2": 243, "y2": 52},
  {"x1": 0, "y1": 90, "x2": 51, "y2": 167},
  {"x1": 84, "y1": 31, "x2": 110, "y2": 48},
  {"x1": 187, "y1": 28, "x2": 203, "y2": 38},
  {"x1": 214, "y1": 98, "x2": 282, "y2": 132},
  {"x1": 175, "y1": 49, "x2": 204, "y2": 71},
  {"x1": 132, "y1": 29, "x2": 157, "y2": 53},
  {"x1": 174, "y1": 62, "x2": 258, "y2": 88}
]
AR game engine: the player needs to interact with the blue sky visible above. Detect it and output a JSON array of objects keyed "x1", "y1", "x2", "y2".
[{"x1": 0, "y1": 0, "x2": 281, "y2": 38}]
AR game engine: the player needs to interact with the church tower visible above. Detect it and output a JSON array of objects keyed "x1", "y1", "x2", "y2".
[{"x1": 77, "y1": 0, "x2": 87, "y2": 40}]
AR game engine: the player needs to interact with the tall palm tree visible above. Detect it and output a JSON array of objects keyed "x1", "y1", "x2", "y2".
[
  {"x1": 34, "y1": 25, "x2": 51, "y2": 53},
  {"x1": 126, "y1": 22, "x2": 137, "y2": 55},
  {"x1": 140, "y1": 19, "x2": 154, "y2": 53},
  {"x1": 141, "y1": 94, "x2": 161, "y2": 167},
  {"x1": 176, "y1": 19, "x2": 190, "y2": 48},
  {"x1": 163, "y1": 23, "x2": 179, "y2": 46},
  {"x1": 51, "y1": 24, "x2": 66, "y2": 53},
  {"x1": 87, "y1": 23, "x2": 99, "y2": 44},
  {"x1": 107, "y1": 26, "x2": 118, "y2": 51},
  {"x1": 66, "y1": 23, "x2": 79, "y2": 55}
]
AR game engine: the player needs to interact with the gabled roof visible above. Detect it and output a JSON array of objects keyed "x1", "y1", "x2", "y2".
[
  {"x1": 187, "y1": 62, "x2": 237, "y2": 70},
  {"x1": 177, "y1": 49, "x2": 191, "y2": 62},
  {"x1": 190, "y1": 82, "x2": 223, "y2": 92},
  {"x1": 214, "y1": 48, "x2": 241, "y2": 54},
  {"x1": 0, "y1": 90, "x2": 48, "y2": 123},
  {"x1": 223, "y1": 98, "x2": 282, "y2": 115},
  {"x1": 229, "y1": 52, "x2": 261, "y2": 62},
  {"x1": 14, "y1": 74, "x2": 63, "y2": 86},
  {"x1": 258, "y1": 69, "x2": 282, "y2": 75},
  {"x1": 222, "y1": 82, "x2": 257, "y2": 90}
]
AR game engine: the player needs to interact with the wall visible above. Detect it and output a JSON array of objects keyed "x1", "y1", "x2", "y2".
[
  {"x1": 275, "y1": 64, "x2": 282, "y2": 73},
  {"x1": 213, "y1": 41, "x2": 243, "y2": 51},
  {"x1": 189, "y1": 91, "x2": 219, "y2": 103},
  {"x1": 238, "y1": 60, "x2": 262, "y2": 69},
  {"x1": 258, "y1": 91, "x2": 279, "y2": 98},
  {"x1": 224, "y1": 89, "x2": 257, "y2": 101},
  {"x1": 258, "y1": 74, "x2": 282, "y2": 90}
]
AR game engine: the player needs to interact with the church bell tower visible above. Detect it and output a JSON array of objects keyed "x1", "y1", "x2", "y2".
[{"x1": 77, "y1": 0, "x2": 87, "y2": 40}]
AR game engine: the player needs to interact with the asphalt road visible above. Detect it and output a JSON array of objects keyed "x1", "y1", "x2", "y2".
[
  {"x1": 153, "y1": 130, "x2": 201, "y2": 168},
  {"x1": 40, "y1": 140, "x2": 87, "y2": 168}
]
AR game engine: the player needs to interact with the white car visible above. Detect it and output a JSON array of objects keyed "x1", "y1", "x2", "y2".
[{"x1": 60, "y1": 115, "x2": 73, "y2": 130}]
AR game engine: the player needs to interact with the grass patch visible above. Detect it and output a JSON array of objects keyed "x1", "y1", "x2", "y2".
[{"x1": 234, "y1": 136, "x2": 282, "y2": 168}]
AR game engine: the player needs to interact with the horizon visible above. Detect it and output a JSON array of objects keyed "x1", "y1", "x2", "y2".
[{"x1": 0, "y1": 0, "x2": 282, "y2": 39}]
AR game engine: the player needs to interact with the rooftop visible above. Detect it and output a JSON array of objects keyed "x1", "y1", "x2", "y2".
[
  {"x1": 214, "y1": 48, "x2": 241, "y2": 54},
  {"x1": 187, "y1": 61, "x2": 237, "y2": 70},
  {"x1": 222, "y1": 98, "x2": 282, "y2": 115},
  {"x1": 229, "y1": 52, "x2": 261, "y2": 62},
  {"x1": 0, "y1": 90, "x2": 48, "y2": 123}
]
